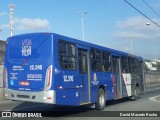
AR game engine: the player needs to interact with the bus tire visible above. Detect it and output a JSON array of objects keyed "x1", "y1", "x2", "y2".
[
  {"x1": 133, "y1": 86, "x2": 139, "y2": 101},
  {"x1": 95, "y1": 88, "x2": 106, "y2": 110}
]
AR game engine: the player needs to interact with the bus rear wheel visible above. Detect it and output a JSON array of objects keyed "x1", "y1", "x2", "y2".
[{"x1": 95, "y1": 88, "x2": 106, "y2": 110}]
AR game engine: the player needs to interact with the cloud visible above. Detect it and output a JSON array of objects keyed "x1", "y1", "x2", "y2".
[
  {"x1": 114, "y1": 16, "x2": 160, "y2": 40},
  {"x1": 116, "y1": 16, "x2": 148, "y2": 30},
  {"x1": 0, "y1": 23, "x2": 9, "y2": 29},
  {"x1": 15, "y1": 18, "x2": 50, "y2": 30},
  {"x1": 0, "y1": 12, "x2": 7, "y2": 16},
  {"x1": 114, "y1": 31, "x2": 147, "y2": 39}
]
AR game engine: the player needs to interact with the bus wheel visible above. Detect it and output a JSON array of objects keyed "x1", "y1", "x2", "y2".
[
  {"x1": 133, "y1": 86, "x2": 139, "y2": 101},
  {"x1": 95, "y1": 88, "x2": 106, "y2": 110}
]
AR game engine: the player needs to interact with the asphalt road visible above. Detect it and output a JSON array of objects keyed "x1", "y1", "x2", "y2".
[{"x1": 0, "y1": 85, "x2": 160, "y2": 120}]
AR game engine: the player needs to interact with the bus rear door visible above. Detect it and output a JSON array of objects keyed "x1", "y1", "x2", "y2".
[
  {"x1": 112, "y1": 55, "x2": 122, "y2": 99},
  {"x1": 78, "y1": 47, "x2": 90, "y2": 104}
]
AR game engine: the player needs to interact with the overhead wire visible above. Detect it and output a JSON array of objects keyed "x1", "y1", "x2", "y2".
[
  {"x1": 142, "y1": 0, "x2": 160, "y2": 18},
  {"x1": 123, "y1": 0, "x2": 160, "y2": 28}
]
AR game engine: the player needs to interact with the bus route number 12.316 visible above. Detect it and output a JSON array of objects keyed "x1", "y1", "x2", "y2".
[{"x1": 30, "y1": 65, "x2": 42, "y2": 70}]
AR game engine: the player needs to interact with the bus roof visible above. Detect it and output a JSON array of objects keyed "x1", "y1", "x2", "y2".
[{"x1": 52, "y1": 33, "x2": 143, "y2": 60}]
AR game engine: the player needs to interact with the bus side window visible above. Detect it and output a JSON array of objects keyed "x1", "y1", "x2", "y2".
[
  {"x1": 91, "y1": 49, "x2": 102, "y2": 71},
  {"x1": 128, "y1": 57, "x2": 137, "y2": 74},
  {"x1": 80, "y1": 51, "x2": 87, "y2": 74},
  {"x1": 58, "y1": 42, "x2": 67, "y2": 55},
  {"x1": 121, "y1": 56, "x2": 129, "y2": 73},
  {"x1": 67, "y1": 44, "x2": 76, "y2": 57},
  {"x1": 58, "y1": 40, "x2": 76, "y2": 70},
  {"x1": 102, "y1": 51, "x2": 111, "y2": 72},
  {"x1": 90, "y1": 50, "x2": 95, "y2": 59}
]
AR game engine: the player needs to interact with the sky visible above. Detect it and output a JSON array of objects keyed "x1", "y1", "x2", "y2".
[{"x1": 1, "y1": 0, "x2": 160, "y2": 59}]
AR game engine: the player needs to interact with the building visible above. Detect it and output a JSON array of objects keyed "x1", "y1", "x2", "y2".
[{"x1": 0, "y1": 40, "x2": 6, "y2": 65}]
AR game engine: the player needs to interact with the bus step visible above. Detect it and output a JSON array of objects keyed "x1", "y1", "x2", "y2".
[
  {"x1": 115, "y1": 97, "x2": 122, "y2": 100},
  {"x1": 80, "y1": 102, "x2": 91, "y2": 106}
]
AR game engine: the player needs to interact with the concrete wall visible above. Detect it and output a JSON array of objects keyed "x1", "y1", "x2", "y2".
[
  {"x1": 0, "y1": 65, "x2": 4, "y2": 101},
  {"x1": 145, "y1": 70, "x2": 160, "y2": 86},
  {"x1": 0, "y1": 65, "x2": 3, "y2": 88},
  {"x1": 0, "y1": 40, "x2": 5, "y2": 101}
]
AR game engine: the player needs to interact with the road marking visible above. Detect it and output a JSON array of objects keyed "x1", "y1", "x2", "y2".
[
  {"x1": 148, "y1": 87, "x2": 160, "y2": 90},
  {"x1": 5, "y1": 104, "x2": 47, "y2": 111},
  {"x1": 151, "y1": 87, "x2": 160, "y2": 90},
  {"x1": 146, "y1": 87, "x2": 160, "y2": 92},
  {"x1": 149, "y1": 95, "x2": 160, "y2": 102}
]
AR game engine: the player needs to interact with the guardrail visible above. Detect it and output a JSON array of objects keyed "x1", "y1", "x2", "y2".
[
  {"x1": 145, "y1": 70, "x2": 160, "y2": 86},
  {"x1": 0, "y1": 65, "x2": 4, "y2": 101}
]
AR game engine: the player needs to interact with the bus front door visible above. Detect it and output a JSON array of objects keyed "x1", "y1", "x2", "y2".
[
  {"x1": 78, "y1": 49, "x2": 90, "y2": 104},
  {"x1": 112, "y1": 56, "x2": 122, "y2": 99}
]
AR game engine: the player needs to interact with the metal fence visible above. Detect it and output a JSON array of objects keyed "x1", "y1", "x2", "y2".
[
  {"x1": 145, "y1": 70, "x2": 160, "y2": 85},
  {"x1": 0, "y1": 65, "x2": 4, "y2": 101}
]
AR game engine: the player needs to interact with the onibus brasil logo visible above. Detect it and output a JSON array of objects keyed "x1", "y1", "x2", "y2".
[{"x1": 21, "y1": 39, "x2": 32, "y2": 56}]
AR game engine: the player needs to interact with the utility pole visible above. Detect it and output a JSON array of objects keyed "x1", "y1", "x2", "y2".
[
  {"x1": 8, "y1": 4, "x2": 15, "y2": 37},
  {"x1": 131, "y1": 39, "x2": 133, "y2": 54},
  {"x1": 77, "y1": 12, "x2": 87, "y2": 41}
]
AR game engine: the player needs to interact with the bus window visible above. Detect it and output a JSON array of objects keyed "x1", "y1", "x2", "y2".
[
  {"x1": 67, "y1": 44, "x2": 76, "y2": 57},
  {"x1": 121, "y1": 56, "x2": 129, "y2": 73},
  {"x1": 102, "y1": 52, "x2": 111, "y2": 72},
  {"x1": 58, "y1": 40, "x2": 76, "y2": 70},
  {"x1": 90, "y1": 50, "x2": 95, "y2": 59},
  {"x1": 128, "y1": 57, "x2": 140, "y2": 75},
  {"x1": 128, "y1": 57, "x2": 134, "y2": 74},
  {"x1": 58, "y1": 42, "x2": 67, "y2": 55},
  {"x1": 79, "y1": 50, "x2": 87, "y2": 74},
  {"x1": 90, "y1": 49, "x2": 102, "y2": 71},
  {"x1": 96, "y1": 50, "x2": 101, "y2": 60}
]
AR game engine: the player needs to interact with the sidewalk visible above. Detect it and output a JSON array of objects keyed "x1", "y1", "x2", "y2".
[{"x1": 0, "y1": 88, "x2": 4, "y2": 101}]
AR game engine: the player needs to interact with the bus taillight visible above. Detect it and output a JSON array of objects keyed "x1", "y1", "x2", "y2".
[
  {"x1": 44, "y1": 65, "x2": 52, "y2": 91},
  {"x1": 3, "y1": 67, "x2": 8, "y2": 88}
]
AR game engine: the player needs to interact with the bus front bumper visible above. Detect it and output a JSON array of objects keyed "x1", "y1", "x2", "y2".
[{"x1": 4, "y1": 88, "x2": 56, "y2": 104}]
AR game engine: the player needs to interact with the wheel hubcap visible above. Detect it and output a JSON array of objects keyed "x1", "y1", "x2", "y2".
[{"x1": 99, "y1": 94, "x2": 105, "y2": 106}]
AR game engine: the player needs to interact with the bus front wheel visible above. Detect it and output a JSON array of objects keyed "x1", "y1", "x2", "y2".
[{"x1": 95, "y1": 88, "x2": 106, "y2": 110}]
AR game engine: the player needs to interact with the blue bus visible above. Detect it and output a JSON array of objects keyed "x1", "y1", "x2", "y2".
[{"x1": 3, "y1": 33, "x2": 145, "y2": 110}]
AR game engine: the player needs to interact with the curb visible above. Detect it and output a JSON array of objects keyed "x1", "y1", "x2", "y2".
[
  {"x1": 146, "y1": 84, "x2": 160, "y2": 88},
  {"x1": 0, "y1": 88, "x2": 4, "y2": 101}
]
